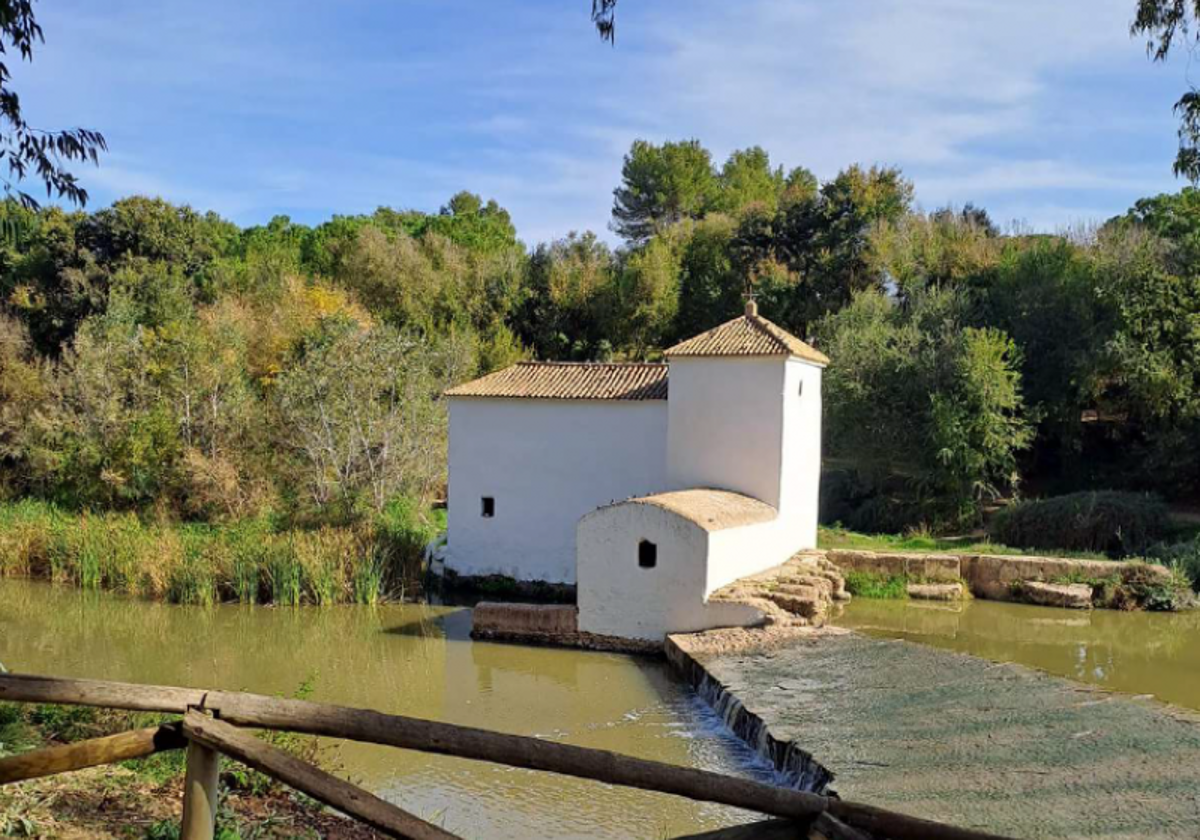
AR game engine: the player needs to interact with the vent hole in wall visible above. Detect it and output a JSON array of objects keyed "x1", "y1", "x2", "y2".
[
  {"x1": 481, "y1": 497, "x2": 495, "y2": 518},
  {"x1": 638, "y1": 540, "x2": 657, "y2": 569}
]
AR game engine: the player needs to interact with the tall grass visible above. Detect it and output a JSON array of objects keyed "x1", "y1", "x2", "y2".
[{"x1": 0, "y1": 499, "x2": 439, "y2": 606}]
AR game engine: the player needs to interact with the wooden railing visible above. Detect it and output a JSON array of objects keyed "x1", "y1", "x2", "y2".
[{"x1": 0, "y1": 673, "x2": 1012, "y2": 840}]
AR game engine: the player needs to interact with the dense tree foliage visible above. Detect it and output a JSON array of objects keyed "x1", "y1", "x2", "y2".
[{"x1": 1, "y1": 138, "x2": 1198, "y2": 532}]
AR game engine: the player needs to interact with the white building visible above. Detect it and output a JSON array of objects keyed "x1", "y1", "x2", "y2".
[{"x1": 443, "y1": 301, "x2": 829, "y2": 641}]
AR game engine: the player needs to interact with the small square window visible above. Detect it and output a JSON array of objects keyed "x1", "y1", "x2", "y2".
[
  {"x1": 481, "y1": 497, "x2": 495, "y2": 518},
  {"x1": 638, "y1": 540, "x2": 657, "y2": 569}
]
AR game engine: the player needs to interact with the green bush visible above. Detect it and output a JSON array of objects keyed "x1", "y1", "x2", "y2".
[
  {"x1": 1149, "y1": 537, "x2": 1200, "y2": 591},
  {"x1": 843, "y1": 571, "x2": 909, "y2": 599},
  {"x1": 988, "y1": 491, "x2": 1169, "y2": 558}
]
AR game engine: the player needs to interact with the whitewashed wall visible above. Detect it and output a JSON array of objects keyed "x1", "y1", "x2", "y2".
[
  {"x1": 778, "y1": 359, "x2": 823, "y2": 549},
  {"x1": 577, "y1": 503, "x2": 763, "y2": 641},
  {"x1": 445, "y1": 398, "x2": 667, "y2": 584},
  {"x1": 666, "y1": 355, "x2": 823, "y2": 554},
  {"x1": 666, "y1": 357, "x2": 788, "y2": 509}
]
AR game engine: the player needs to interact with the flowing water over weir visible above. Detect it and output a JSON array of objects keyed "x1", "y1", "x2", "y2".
[{"x1": 667, "y1": 640, "x2": 834, "y2": 794}]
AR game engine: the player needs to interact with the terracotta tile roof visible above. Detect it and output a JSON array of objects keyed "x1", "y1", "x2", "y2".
[
  {"x1": 445, "y1": 361, "x2": 668, "y2": 401},
  {"x1": 620, "y1": 489, "x2": 777, "y2": 531},
  {"x1": 665, "y1": 304, "x2": 830, "y2": 366}
]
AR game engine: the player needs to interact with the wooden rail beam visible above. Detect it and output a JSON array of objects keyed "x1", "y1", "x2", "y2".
[
  {"x1": 0, "y1": 724, "x2": 184, "y2": 785},
  {"x1": 0, "y1": 674, "x2": 1013, "y2": 840},
  {"x1": 181, "y1": 712, "x2": 460, "y2": 840}
]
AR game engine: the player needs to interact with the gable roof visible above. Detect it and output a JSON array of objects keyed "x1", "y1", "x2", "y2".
[
  {"x1": 664, "y1": 303, "x2": 829, "y2": 366},
  {"x1": 444, "y1": 361, "x2": 668, "y2": 401}
]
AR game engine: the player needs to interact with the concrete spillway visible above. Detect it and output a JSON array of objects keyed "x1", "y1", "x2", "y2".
[
  {"x1": 667, "y1": 638, "x2": 834, "y2": 794},
  {"x1": 671, "y1": 630, "x2": 1200, "y2": 839}
]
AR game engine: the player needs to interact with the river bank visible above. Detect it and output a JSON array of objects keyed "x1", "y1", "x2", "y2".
[
  {"x1": 0, "y1": 702, "x2": 380, "y2": 839},
  {"x1": 0, "y1": 500, "x2": 438, "y2": 606}
]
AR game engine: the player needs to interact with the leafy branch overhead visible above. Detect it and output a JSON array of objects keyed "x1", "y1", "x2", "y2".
[
  {"x1": 0, "y1": 0, "x2": 106, "y2": 208},
  {"x1": 1130, "y1": 0, "x2": 1200, "y2": 180},
  {"x1": 592, "y1": 0, "x2": 617, "y2": 42}
]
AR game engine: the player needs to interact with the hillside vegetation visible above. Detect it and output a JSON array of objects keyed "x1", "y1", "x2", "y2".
[{"x1": 0, "y1": 139, "x2": 1197, "y2": 594}]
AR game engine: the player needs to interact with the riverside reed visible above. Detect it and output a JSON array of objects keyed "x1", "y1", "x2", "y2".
[{"x1": 0, "y1": 500, "x2": 441, "y2": 606}]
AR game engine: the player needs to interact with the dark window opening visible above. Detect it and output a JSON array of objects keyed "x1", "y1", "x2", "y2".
[
  {"x1": 481, "y1": 497, "x2": 495, "y2": 518},
  {"x1": 798, "y1": 380, "x2": 804, "y2": 397},
  {"x1": 638, "y1": 540, "x2": 657, "y2": 569}
]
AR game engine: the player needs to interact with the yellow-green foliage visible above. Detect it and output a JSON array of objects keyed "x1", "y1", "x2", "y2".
[{"x1": 0, "y1": 500, "x2": 435, "y2": 606}]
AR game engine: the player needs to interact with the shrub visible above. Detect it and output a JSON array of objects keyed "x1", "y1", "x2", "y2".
[
  {"x1": 988, "y1": 491, "x2": 1169, "y2": 558},
  {"x1": 1149, "y1": 537, "x2": 1200, "y2": 592},
  {"x1": 843, "y1": 571, "x2": 909, "y2": 599}
]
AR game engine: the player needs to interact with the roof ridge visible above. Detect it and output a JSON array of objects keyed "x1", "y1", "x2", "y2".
[
  {"x1": 743, "y1": 313, "x2": 792, "y2": 351},
  {"x1": 663, "y1": 310, "x2": 828, "y2": 364}
]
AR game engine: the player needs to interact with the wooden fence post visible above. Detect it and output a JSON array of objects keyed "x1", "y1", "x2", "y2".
[{"x1": 181, "y1": 735, "x2": 220, "y2": 840}]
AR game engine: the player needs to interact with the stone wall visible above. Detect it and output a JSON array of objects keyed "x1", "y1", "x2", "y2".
[
  {"x1": 469, "y1": 602, "x2": 662, "y2": 654},
  {"x1": 826, "y1": 549, "x2": 1177, "y2": 609}
]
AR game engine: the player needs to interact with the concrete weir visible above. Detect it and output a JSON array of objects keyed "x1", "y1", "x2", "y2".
[
  {"x1": 666, "y1": 635, "x2": 835, "y2": 794},
  {"x1": 674, "y1": 630, "x2": 1200, "y2": 839}
]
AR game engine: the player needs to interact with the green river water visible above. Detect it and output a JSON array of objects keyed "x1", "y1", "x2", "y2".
[
  {"x1": 0, "y1": 579, "x2": 769, "y2": 839},
  {"x1": 8, "y1": 579, "x2": 1200, "y2": 838},
  {"x1": 835, "y1": 597, "x2": 1200, "y2": 711}
]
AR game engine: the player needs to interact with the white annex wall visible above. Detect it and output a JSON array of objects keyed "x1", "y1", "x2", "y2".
[
  {"x1": 577, "y1": 504, "x2": 763, "y2": 641},
  {"x1": 665, "y1": 357, "x2": 787, "y2": 509},
  {"x1": 445, "y1": 398, "x2": 667, "y2": 584}
]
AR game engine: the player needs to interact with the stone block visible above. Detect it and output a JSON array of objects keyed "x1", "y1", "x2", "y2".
[
  {"x1": 902, "y1": 554, "x2": 961, "y2": 582},
  {"x1": 906, "y1": 582, "x2": 964, "y2": 601},
  {"x1": 1018, "y1": 581, "x2": 1094, "y2": 609},
  {"x1": 472, "y1": 602, "x2": 578, "y2": 637}
]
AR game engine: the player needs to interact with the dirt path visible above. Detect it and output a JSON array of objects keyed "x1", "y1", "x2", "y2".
[{"x1": 692, "y1": 633, "x2": 1200, "y2": 839}]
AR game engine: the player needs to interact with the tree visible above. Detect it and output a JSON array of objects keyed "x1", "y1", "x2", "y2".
[
  {"x1": 1092, "y1": 214, "x2": 1200, "y2": 494},
  {"x1": 930, "y1": 203, "x2": 999, "y2": 237},
  {"x1": 276, "y1": 322, "x2": 472, "y2": 515},
  {"x1": 713, "y1": 147, "x2": 785, "y2": 215},
  {"x1": 671, "y1": 214, "x2": 742, "y2": 339},
  {"x1": 869, "y1": 207, "x2": 1002, "y2": 299},
  {"x1": 815, "y1": 287, "x2": 1030, "y2": 527},
  {"x1": 748, "y1": 164, "x2": 914, "y2": 335},
  {"x1": 612, "y1": 139, "x2": 717, "y2": 243},
  {"x1": 0, "y1": 1, "x2": 106, "y2": 207},
  {"x1": 517, "y1": 231, "x2": 617, "y2": 359},
  {"x1": 614, "y1": 229, "x2": 681, "y2": 354}
]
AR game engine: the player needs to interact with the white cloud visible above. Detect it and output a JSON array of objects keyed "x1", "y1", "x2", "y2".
[{"x1": 16, "y1": 0, "x2": 1191, "y2": 240}]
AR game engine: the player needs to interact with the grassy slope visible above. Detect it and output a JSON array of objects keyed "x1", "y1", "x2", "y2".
[{"x1": 817, "y1": 525, "x2": 1113, "y2": 561}]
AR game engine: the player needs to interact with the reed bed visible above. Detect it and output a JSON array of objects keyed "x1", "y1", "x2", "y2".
[{"x1": 0, "y1": 500, "x2": 435, "y2": 606}]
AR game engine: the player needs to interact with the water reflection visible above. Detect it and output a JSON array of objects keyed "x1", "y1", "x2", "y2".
[
  {"x1": 0, "y1": 579, "x2": 765, "y2": 839},
  {"x1": 835, "y1": 598, "x2": 1200, "y2": 711}
]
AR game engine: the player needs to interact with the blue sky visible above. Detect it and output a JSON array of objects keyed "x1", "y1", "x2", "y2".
[{"x1": 15, "y1": 0, "x2": 1194, "y2": 244}]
